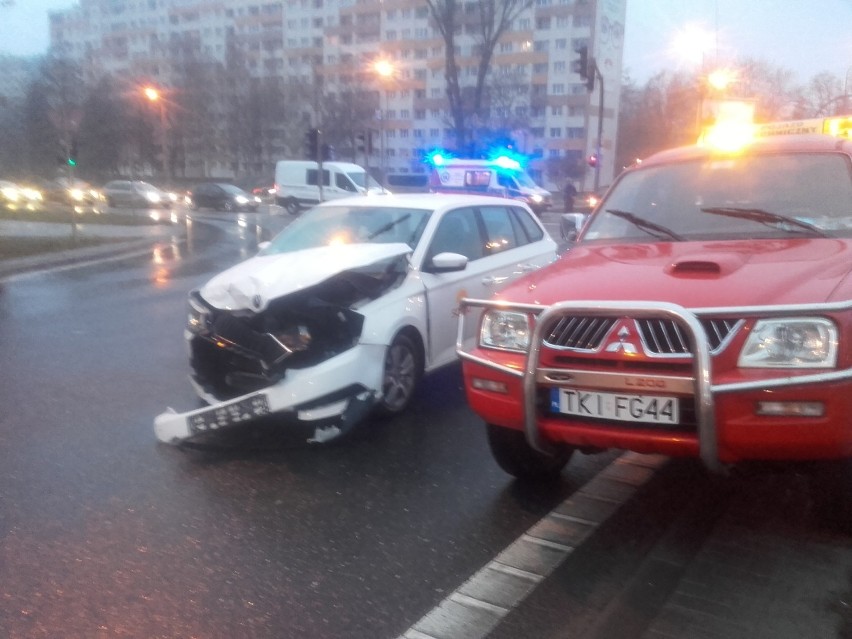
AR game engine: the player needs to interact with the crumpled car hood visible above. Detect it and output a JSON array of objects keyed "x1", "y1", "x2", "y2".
[{"x1": 200, "y1": 242, "x2": 412, "y2": 312}]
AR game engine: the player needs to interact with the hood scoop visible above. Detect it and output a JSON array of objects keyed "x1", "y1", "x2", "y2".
[
  {"x1": 671, "y1": 260, "x2": 721, "y2": 275},
  {"x1": 666, "y1": 252, "x2": 748, "y2": 278}
]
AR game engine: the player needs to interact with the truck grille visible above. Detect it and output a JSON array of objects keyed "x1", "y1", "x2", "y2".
[{"x1": 544, "y1": 316, "x2": 741, "y2": 355}]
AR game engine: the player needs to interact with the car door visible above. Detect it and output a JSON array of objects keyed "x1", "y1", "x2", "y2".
[
  {"x1": 197, "y1": 184, "x2": 216, "y2": 209},
  {"x1": 417, "y1": 204, "x2": 554, "y2": 369}
]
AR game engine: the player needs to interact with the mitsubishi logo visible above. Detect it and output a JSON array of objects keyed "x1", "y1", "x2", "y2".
[{"x1": 605, "y1": 324, "x2": 638, "y2": 354}]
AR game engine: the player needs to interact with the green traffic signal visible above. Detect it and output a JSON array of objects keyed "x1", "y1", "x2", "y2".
[{"x1": 67, "y1": 157, "x2": 76, "y2": 166}]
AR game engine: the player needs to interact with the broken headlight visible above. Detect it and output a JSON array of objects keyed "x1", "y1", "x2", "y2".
[
  {"x1": 271, "y1": 325, "x2": 311, "y2": 354},
  {"x1": 187, "y1": 294, "x2": 211, "y2": 334}
]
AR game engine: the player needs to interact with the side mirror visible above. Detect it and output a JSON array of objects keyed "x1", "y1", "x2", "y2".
[
  {"x1": 427, "y1": 251, "x2": 468, "y2": 273},
  {"x1": 560, "y1": 213, "x2": 586, "y2": 243}
]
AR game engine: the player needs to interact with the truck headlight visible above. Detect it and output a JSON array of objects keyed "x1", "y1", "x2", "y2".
[
  {"x1": 480, "y1": 310, "x2": 531, "y2": 352},
  {"x1": 738, "y1": 318, "x2": 837, "y2": 368}
]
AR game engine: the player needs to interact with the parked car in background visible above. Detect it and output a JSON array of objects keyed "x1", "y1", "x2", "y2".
[
  {"x1": 103, "y1": 180, "x2": 172, "y2": 209},
  {"x1": 186, "y1": 182, "x2": 261, "y2": 212},
  {"x1": 154, "y1": 193, "x2": 558, "y2": 445},
  {"x1": 0, "y1": 180, "x2": 43, "y2": 210},
  {"x1": 251, "y1": 184, "x2": 277, "y2": 202},
  {"x1": 40, "y1": 177, "x2": 105, "y2": 208}
]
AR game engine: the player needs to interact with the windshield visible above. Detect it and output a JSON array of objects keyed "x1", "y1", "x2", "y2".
[
  {"x1": 346, "y1": 171, "x2": 366, "y2": 189},
  {"x1": 512, "y1": 171, "x2": 538, "y2": 188},
  {"x1": 583, "y1": 152, "x2": 852, "y2": 242},
  {"x1": 219, "y1": 184, "x2": 246, "y2": 195},
  {"x1": 259, "y1": 204, "x2": 432, "y2": 255}
]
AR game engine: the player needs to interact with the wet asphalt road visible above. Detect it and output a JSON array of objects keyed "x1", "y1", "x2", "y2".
[{"x1": 0, "y1": 209, "x2": 617, "y2": 638}]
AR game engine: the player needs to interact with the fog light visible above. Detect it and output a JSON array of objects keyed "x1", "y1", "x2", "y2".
[
  {"x1": 472, "y1": 378, "x2": 508, "y2": 394},
  {"x1": 755, "y1": 401, "x2": 825, "y2": 417}
]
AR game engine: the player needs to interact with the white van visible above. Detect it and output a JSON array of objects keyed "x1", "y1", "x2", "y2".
[
  {"x1": 428, "y1": 157, "x2": 552, "y2": 214},
  {"x1": 274, "y1": 160, "x2": 388, "y2": 214}
]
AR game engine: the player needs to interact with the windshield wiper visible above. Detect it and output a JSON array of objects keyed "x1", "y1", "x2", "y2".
[
  {"x1": 700, "y1": 207, "x2": 831, "y2": 238},
  {"x1": 605, "y1": 209, "x2": 685, "y2": 241},
  {"x1": 367, "y1": 213, "x2": 412, "y2": 241}
]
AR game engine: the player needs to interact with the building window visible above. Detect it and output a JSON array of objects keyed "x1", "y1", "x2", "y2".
[{"x1": 549, "y1": 127, "x2": 562, "y2": 138}]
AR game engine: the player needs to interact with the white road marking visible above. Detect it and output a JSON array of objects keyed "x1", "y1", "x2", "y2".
[{"x1": 399, "y1": 452, "x2": 667, "y2": 639}]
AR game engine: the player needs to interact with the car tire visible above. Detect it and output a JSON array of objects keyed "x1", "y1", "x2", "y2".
[
  {"x1": 376, "y1": 333, "x2": 423, "y2": 416},
  {"x1": 284, "y1": 198, "x2": 300, "y2": 215},
  {"x1": 486, "y1": 423, "x2": 573, "y2": 481}
]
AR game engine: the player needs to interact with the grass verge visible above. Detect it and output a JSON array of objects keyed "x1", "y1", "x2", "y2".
[{"x1": 0, "y1": 236, "x2": 121, "y2": 260}]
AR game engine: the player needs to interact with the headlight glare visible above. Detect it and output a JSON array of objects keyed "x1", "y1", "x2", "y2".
[
  {"x1": 480, "y1": 310, "x2": 531, "y2": 352},
  {"x1": 738, "y1": 318, "x2": 837, "y2": 368}
]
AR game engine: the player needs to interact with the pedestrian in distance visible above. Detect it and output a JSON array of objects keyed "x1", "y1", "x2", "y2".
[{"x1": 563, "y1": 180, "x2": 578, "y2": 212}]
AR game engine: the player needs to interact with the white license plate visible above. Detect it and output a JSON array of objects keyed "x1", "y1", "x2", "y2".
[
  {"x1": 550, "y1": 388, "x2": 679, "y2": 425},
  {"x1": 187, "y1": 394, "x2": 271, "y2": 434}
]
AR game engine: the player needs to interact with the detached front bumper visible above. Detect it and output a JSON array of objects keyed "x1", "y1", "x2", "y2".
[{"x1": 154, "y1": 342, "x2": 386, "y2": 444}]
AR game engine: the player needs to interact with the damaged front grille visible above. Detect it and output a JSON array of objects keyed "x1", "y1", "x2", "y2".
[
  {"x1": 186, "y1": 256, "x2": 410, "y2": 400},
  {"x1": 543, "y1": 315, "x2": 742, "y2": 355}
]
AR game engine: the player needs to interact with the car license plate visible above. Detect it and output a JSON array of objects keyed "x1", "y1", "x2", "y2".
[
  {"x1": 187, "y1": 394, "x2": 271, "y2": 434},
  {"x1": 550, "y1": 388, "x2": 679, "y2": 425}
]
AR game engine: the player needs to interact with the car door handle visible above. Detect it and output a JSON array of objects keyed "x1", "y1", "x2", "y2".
[
  {"x1": 518, "y1": 263, "x2": 537, "y2": 272},
  {"x1": 482, "y1": 275, "x2": 510, "y2": 286}
]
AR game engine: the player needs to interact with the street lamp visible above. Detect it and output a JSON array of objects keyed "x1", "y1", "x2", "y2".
[
  {"x1": 373, "y1": 59, "x2": 395, "y2": 178},
  {"x1": 143, "y1": 85, "x2": 169, "y2": 180}
]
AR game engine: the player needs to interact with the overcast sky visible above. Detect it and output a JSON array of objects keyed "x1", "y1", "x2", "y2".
[{"x1": 2, "y1": 0, "x2": 851, "y2": 87}]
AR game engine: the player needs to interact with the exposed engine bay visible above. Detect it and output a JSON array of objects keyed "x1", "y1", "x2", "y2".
[{"x1": 188, "y1": 254, "x2": 408, "y2": 400}]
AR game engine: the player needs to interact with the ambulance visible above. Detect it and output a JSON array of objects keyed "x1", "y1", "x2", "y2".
[{"x1": 428, "y1": 156, "x2": 552, "y2": 215}]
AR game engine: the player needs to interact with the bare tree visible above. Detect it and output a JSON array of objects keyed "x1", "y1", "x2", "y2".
[{"x1": 425, "y1": 0, "x2": 533, "y2": 153}]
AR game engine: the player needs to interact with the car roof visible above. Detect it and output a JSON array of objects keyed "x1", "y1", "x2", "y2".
[
  {"x1": 315, "y1": 192, "x2": 532, "y2": 211},
  {"x1": 639, "y1": 133, "x2": 852, "y2": 168}
]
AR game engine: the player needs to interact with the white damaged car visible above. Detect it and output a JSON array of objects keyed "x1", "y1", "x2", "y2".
[{"x1": 154, "y1": 193, "x2": 557, "y2": 444}]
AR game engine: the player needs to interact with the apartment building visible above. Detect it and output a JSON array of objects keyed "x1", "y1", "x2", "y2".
[{"x1": 49, "y1": 0, "x2": 625, "y2": 189}]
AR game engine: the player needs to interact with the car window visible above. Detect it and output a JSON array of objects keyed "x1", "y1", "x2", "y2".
[
  {"x1": 426, "y1": 207, "x2": 485, "y2": 261},
  {"x1": 479, "y1": 205, "x2": 520, "y2": 254},
  {"x1": 511, "y1": 206, "x2": 545, "y2": 242},
  {"x1": 336, "y1": 173, "x2": 357, "y2": 192},
  {"x1": 307, "y1": 169, "x2": 331, "y2": 187}
]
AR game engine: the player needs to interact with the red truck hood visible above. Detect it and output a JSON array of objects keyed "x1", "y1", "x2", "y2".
[{"x1": 503, "y1": 238, "x2": 852, "y2": 308}]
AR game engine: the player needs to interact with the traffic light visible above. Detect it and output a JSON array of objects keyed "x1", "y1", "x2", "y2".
[
  {"x1": 356, "y1": 131, "x2": 366, "y2": 153},
  {"x1": 573, "y1": 45, "x2": 595, "y2": 92},
  {"x1": 587, "y1": 153, "x2": 599, "y2": 168},
  {"x1": 321, "y1": 143, "x2": 335, "y2": 161},
  {"x1": 68, "y1": 138, "x2": 78, "y2": 166},
  {"x1": 304, "y1": 128, "x2": 320, "y2": 160}
]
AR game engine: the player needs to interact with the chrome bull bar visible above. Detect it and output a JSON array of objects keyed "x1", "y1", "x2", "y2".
[{"x1": 457, "y1": 298, "x2": 852, "y2": 474}]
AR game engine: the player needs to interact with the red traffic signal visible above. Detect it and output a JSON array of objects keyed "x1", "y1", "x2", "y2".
[{"x1": 587, "y1": 153, "x2": 599, "y2": 167}]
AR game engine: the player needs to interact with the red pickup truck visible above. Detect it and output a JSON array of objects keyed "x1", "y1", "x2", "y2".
[{"x1": 458, "y1": 130, "x2": 852, "y2": 479}]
